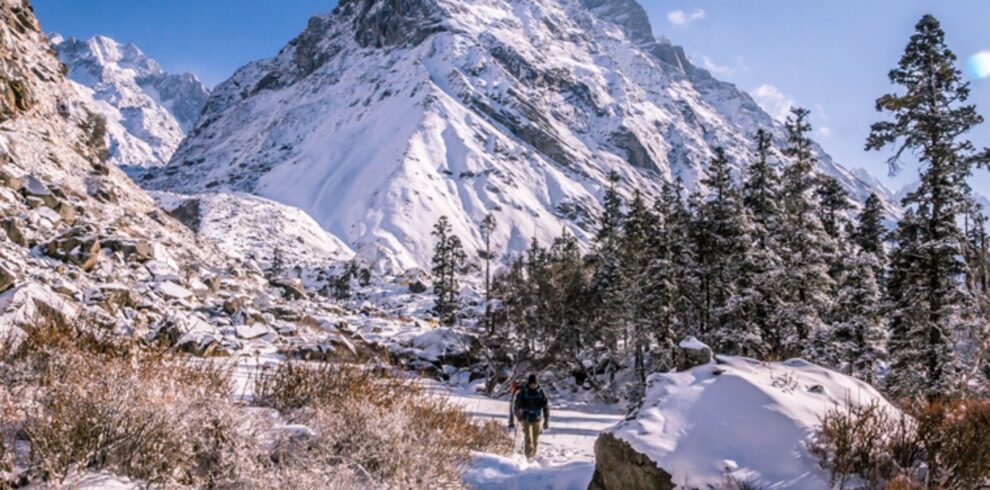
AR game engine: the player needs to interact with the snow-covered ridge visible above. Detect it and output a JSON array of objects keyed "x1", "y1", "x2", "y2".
[
  {"x1": 51, "y1": 34, "x2": 210, "y2": 168},
  {"x1": 147, "y1": 0, "x2": 897, "y2": 270}
]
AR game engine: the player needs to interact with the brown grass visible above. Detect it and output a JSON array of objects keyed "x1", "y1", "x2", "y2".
[
  {"x1": 255, "y1": 361, "x2": 511, "y2": 488},
  {"x1": 1, "y1": 313, "x2": 244, "y2": 487}
]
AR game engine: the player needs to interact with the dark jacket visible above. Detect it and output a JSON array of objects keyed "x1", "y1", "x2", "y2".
[{"x1": 509, "y1": 385, "x2": 549, "y2": 425}]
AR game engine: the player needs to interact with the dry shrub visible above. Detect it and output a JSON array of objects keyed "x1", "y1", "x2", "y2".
[
  {"x1": 908, "y1": 398, "x2": 990, "y2": 489},
  {"x1": 811, "y1": 397, "x2": 990, "y2": 489},
  {"x1": 255, "y1": 362, "x2": 510, "y2": 488},
  {"x1": 1, "y1": 312, "x2": 248, "y2": 487},
  {"x1": 810, "y1": 400, "x2": 908, "y2": 488}
]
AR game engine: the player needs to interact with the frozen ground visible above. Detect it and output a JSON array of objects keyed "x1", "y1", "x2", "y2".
[{"x1": 429, "y1": 384, "x2": 623, "y2": 490}]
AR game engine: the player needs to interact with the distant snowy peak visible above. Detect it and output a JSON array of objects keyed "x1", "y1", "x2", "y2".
[
  {"x1": 51, "y1": 34, "x2": 210, "y2": 168},
  {"x1": 150, "y1": 0, "x2": 897, "y2": 270}
]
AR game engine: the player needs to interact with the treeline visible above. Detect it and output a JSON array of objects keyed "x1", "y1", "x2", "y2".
[{"x1": 431, "y1": 15, "x2": 990, "y2": 401}]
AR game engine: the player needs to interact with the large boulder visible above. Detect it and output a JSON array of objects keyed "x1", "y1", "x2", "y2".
[
  {"x1": 588, "y1": 432, "x2": 674, "y2": 490},
  {"x1": 20, "y1": 175, "x2": 58, "y2": 208},
  {"x1": 588, "y1": 356, "x2": 901, "y2": 488},
  {"x1": 0, "y1": 264, "x2": 15, "y2": 293},
  {"x1": 675, "y1": 336, "x2": 713, "y2": 371},
  {"x1": 45, "y1": 226, "x2": 101, "y2": 271},
  {"x1": 1, "y1": 218, "x2": 26, "y2": 247},
  {"x1": 271, "y1": 277, "x2": 307, "y2": 301}
]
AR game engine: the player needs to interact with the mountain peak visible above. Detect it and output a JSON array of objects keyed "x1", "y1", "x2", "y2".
[
  {"x1": 53, "y1": 34, "x2": 211, "y2": 167},
  {"x1": 151, "y1": 0, "x2": 894, "y2": 270}
]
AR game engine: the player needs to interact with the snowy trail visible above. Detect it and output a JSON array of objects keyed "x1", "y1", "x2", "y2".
[{"x1": 428, "y1": 385, "x2": 623, "y2": 490}]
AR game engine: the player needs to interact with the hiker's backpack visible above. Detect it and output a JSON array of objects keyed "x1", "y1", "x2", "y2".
[{"x1": 515, "y1": 387, "x2": 545, "y2": 422}]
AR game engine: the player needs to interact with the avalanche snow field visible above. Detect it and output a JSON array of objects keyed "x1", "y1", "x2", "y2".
[{"x1": 429, "y1": 384, "x2": 624, "y2": 490}]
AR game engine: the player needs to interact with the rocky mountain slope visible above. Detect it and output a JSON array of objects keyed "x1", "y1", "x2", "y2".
[
  {"x1": 0, "y1": 0, "x2": 379, "y2": 368},
  {"x1": 50, "y1": 34, "x2": 209, "y2": 169},
  {"x1": 146, "y1": 0, "x2": 896, "y2": 270}
]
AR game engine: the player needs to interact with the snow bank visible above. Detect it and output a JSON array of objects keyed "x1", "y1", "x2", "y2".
[{"x1": 608, "y1": 356, "x2": 898, "y2": 488}]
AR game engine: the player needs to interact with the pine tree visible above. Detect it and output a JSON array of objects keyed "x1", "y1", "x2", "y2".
[
  {"x1": 693, "y1": 148, "x2": 759, "y2": 354},
  {"x1": 778, "y1": 107, "x2": 835, "y2": 359},
  {"x1": 829, "y1": 251, "x2": 887, "y2": 383},
  {"x1": 866, "y1": 15, "x2": 990, "y2": 398},
  {"x1": 647, "y1": 179, "x2": 691, "y2": 360},
  {"x1": 590, "y1": 171, "x2": 626, "y2": 386},
  {"x1": 741, "y1": 129, "x2": 786, "y2": 356},
  {"x1": 853, "y1": 194, "x2": 888, "y2": 259},
  {"x1": 622, "y1": 190, "x2": 657, "y2": 386},
  {"x1": 268, "y1": 247, "x2": 285, "y2": 280},
  {"x1": 431, "y1": 216, "x2": 466, "y2": 325},
  {"x1": 816, "y1": 175, "x2": 852, "y2": 240},
  {"x1": 480, "y1": 214, "x2": 497, "y2": 335}
]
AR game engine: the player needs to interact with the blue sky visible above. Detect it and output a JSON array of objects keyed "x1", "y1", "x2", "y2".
[{"x1": 33, "y1": 0, "x2": 990, "y2": 192}]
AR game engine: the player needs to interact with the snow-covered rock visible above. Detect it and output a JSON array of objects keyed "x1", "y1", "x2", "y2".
[
  {"x1": 147, "y1": 0, "x2": 897, "y2": 270},
  {"x1": 590, "y1": 356, "x2": 899, "y2": 489},
  {"x1": 51, "y1": 34, "x2": 210, "y2": 169}
]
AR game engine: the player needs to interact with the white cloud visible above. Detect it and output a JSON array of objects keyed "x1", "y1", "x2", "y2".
[
  {"x1": 750, "y1": 84, "x2": 796, "y2": 122},
  {"x1": 699, "y1": 55, "x2": 733, "y2": 76},
  {"x1": 817, "y1": 126, "x2": 832, "y2": 137},
  {"x1": 667, "y1": 9, "x2": 706, "y2": 27}
]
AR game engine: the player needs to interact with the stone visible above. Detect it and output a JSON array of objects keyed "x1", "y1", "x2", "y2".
[
  {"x1": 95, "y1": 284, "x2": 136, "y2": 311},
  {"x1": 1, "y1": 218, "x2": 26, "y2": 247},
  {"x1": 53, "y1": 201, "x2": 76, "y2": 225},
  {"x1": 167, "y1": 198, "x2": 202, "y2": 232},
  {"x1": 158, "y1": 281, "x2": 193, "y2": 301},
  {"x1": 235, "y1": 323, "x2": 272, "y2": 340},
  {"x1": 676, "y1": 336, "x2": 713, "y2": 371},
  {"x1": 20, "y1": 175, "x2": 58, "y2": 208},
  {"x1": 588, "y1": 432, "x2": 675, "y2": 490},
  {"x1": 0, "y1": 169, "x2": 24, "y2": 190},
  {"x1": 408, "y1": 279, "x2": 428, "y2": 294},
  {"x1": 145, "y1": 260, "x2": 181, "y2": 281},
  {"x1": 45, "y1": 227, "x2": 101, "y2": 271},
  {"x1": 103, "y1": 237, "x2": 154, "y2": 262},
  {"x1": 222, "y1": 296, "x2": 248, "y2": 315},
  {"x1": 0, "y1": 264, "x2": 15, "y2": 293},
  {"x1": 271, "y1": 278, "x2": 307, "y2": 301}
]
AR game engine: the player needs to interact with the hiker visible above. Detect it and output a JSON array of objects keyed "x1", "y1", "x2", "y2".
[{"x1": 508, "y1": 374, "x2": 549, "y2": 460}]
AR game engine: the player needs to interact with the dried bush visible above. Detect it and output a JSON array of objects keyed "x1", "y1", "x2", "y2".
[
  {"x1": 255, "y1": 361, "x2": 511, "y2": 488},
  {"x1": 908, "y1": 398, "x2": 990, "y2": 489},
  {"x1": 811, "y1": 397, "x2": 990, "y2": 489},
  {"x1": 1, "y1": 312, "x2": 248, "y2": 487}
]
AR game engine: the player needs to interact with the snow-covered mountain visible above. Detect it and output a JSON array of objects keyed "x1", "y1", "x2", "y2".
[
  {"x1": 50, "y1": 34, "x2": 210, "y2": 169},
  {"x1": 147, "y1": 0, "x2": 895, "y2": 270}
]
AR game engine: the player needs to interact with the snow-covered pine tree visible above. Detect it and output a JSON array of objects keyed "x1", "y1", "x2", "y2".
[
  {"x1": 816, "y1": 175, "x2": 852, "y2": 241},
  {"x1": 646, "y1": 179, "x2": 691, "y2": 362},
  {"x1": 693, "y1": 147, "x2": 759, "y2": 354},
  {"x1": 738, "y1": 129, "x2": 787, "y2": 357},
  {"x1": 829, "y1": 250, "x2": 887, "y2": 383},
  {"x1": 852, "y1": 193, "x2": 888, "y2": 282},
  {"x1": 779, "y1": 107, "x2": 836, "y2": 360},
  {"x1": 622, "y1": 190, "x2": 658, "y2": 386},
  {"x1": 590, "y1": 172, "x2": 626, "y2": 383},
  {"x1": 431, "y1": 216, "x2": 466, "y2": 325},
  {"x1": 480, "y1": 213, "x2": 497, "y2": 335},
  {"x1": 866, "y1": 15, "x2": 990, "y2": 398}
]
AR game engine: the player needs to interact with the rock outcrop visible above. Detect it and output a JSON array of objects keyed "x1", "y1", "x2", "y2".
[{"x1": 588, "y1": 432, "x2": 674, "y2": 490}]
